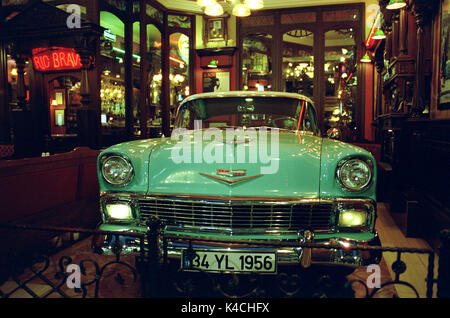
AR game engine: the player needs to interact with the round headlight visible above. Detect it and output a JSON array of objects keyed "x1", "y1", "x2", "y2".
[
  {"x1": 101, "y1": 155, "x2": 134, "y2": 186},
  {"x1": 337, "y1": 158, "x2": 372, "y2": 192}
]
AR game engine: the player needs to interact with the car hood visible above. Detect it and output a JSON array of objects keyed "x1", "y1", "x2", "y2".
[{"x1": 147, "y1": 130, "x2": 322, "y2": 199}]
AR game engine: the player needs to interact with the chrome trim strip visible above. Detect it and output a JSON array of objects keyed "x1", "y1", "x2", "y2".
[
  {"x1": 100, "y1": 192, "x2": 375, "y2": 206},
  {"x1": 163, "y1": 226, "x2": 305, "y2": 236}
]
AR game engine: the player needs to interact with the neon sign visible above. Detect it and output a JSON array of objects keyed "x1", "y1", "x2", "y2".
[{"x1": 32, "y1": 47, "x2": 82, "y2": 72}]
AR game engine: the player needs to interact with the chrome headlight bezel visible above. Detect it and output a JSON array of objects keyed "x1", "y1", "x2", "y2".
[
  {"x1": 336, "y1": 156, "x2": 373, "y2": 192},
  {"x1": 100, "y1": 153, "x2": 134, "y2": 187}
]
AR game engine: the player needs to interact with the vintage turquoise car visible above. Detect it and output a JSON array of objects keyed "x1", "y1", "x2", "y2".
[{"x1": 95, "y1": 91, "x2": 381, "y2": 273}]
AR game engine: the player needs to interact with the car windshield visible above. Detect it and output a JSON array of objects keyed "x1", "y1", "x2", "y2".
[{"x1": 176, "y1": 96, "x2": 317, "y2": 132}]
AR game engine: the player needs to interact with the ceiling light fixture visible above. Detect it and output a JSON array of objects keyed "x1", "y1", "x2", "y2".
[
  {"x1": 197, "y1": 0, "x2": 217, "y2": 6},
  {"x1": 204, "y1": 2, "x2": 224, "y2": 16},
  {"x1": 232, "y1": 3, "x2": 251, "y2": 17},
  {"x1": 200, "y1": 0, "x2": 264, "y2": 17},
  {"x1": 244, "y1": 0, "x2": 264, "y2": 10}
]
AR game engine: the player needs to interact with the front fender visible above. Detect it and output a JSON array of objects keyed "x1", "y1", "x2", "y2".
[{"x1": 319, "y1": 138, "x2": 377, "y2": 201}]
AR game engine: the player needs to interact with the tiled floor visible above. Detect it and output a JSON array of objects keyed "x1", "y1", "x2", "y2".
[{"x1": 375, "y1": 203, "x2": 439, "y2": 298}]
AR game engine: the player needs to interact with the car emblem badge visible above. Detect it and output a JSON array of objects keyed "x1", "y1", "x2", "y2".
[
  {"x1": 217, "y1": 169, "x2": 246, "y2": 177},
  {"x1": 200, "y1": 169, "x2": 263, "y2": 185}
]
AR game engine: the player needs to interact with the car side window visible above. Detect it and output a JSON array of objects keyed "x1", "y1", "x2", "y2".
[
  {"x1": 300, "y1": 103, "x2": 317, "y2": 133},
  {"x1": 179, "y1": 107, "x2": 191, "y2": 129}
]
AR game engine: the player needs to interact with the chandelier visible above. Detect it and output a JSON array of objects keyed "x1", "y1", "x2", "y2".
[{"x1": 197, "y1": 0, "x2": 264, "y2": 17}]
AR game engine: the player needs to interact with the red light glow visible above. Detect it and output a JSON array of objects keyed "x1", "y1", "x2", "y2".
[
  {"x1": 365, "y1": 12, "x2": 381, "y2": 49},
  {"x1": 32, "y1": 47, "x2": 82, "y2": 72}
]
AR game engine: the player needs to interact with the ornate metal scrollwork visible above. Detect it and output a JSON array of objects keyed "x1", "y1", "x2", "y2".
[{"x1": 0, "y1": 223, "x2": 447, "y2": 298}]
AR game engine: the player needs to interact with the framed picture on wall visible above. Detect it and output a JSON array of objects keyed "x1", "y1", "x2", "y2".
[
  {"x1": 439, "y1": 0, "x2": 450, "y2": 109},
  {"x1": 205, "y1": 17, "x2": 227, "y2": 43},
  {"x1": 203, "y1": 72, "x2": 230, "y2": 93}
]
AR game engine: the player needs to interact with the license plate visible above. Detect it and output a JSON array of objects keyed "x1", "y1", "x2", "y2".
[{"x1": 181, "y1": 250, "x2": 277, "y2": 274}]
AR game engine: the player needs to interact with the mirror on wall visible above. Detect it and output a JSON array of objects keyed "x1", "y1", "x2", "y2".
[{"x1": 241, "y1": 33, "x2": 273, "y2": 91}]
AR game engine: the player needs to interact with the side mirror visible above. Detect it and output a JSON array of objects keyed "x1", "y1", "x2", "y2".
[{"x1": 327, "y1": 128, "x2": 341, "y2": 140}]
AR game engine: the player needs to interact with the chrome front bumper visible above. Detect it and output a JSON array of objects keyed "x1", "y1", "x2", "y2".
[
  {"x1": 95, "y1": 196, "x2": 380, "y2": 268},
  {"x1": 94, "y1": 228, "x2": 382, "y2": 268}
]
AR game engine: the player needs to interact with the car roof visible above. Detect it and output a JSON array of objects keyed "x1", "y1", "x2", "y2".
[{"x1": 180, "y1": 91, "x2": 314, "y2": 106}]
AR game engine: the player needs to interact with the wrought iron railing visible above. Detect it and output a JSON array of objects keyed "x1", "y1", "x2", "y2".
[{"x1": 0, "y1": 220, "x2": 448, "y2": 298}]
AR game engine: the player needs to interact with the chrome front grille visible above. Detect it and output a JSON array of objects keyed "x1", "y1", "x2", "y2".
[{"x1": 138, "y1": 197, "x2": 333, "y2": 231}]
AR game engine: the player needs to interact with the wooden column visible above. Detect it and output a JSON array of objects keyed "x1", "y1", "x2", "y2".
[
  {"x1": 86, "y1": 0, "x2": 102, "y2": 147},
  {"x1": 15, "y1": 55, "x2": 27, "y2": 110},
  {"x1": 161, "y1": 13, "x2": 170, "y2": 137},
  {"x1": 411, "y1": 0, "x2": 439, "y2": 116},
  {"x1": 412, "y1": 6, "x2": 426, "y2": 115},
  {"x1": 124, "y1": 0, "x2": 134, "y2": 140},
  {"x1": 272, "y1": 12, "x2": 282, "y2": 92},
  {"x1": 315, "y1": 7, "x2": 325, "y2": 134},
  {"x1": 10, "y1": 53, "x2": 37, "y2": 158},
  {"x1": 76, "y1": 44, "x2": 100, "y2": 149},
  {"x1": 79, "y1": 52, "x2": 90, "y2": 108},
  {"x1": 384, "y1": 16, "x2": 393, "y2": 62},
  {"x1": 375, "y1": 53, "x2": 385, "y2": 119},
  {"x1": 399, "y1": 9, "x2": 408, "y2": 56},
  {"x1": 0, "y1": 41, "x2": 10, "y2": 143},
  {"x1": 140, "y1": 1, "x2": 148, "y2": 139}
]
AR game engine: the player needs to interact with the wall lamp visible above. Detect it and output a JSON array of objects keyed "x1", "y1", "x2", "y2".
[
  {"x1": 372, "y1": 29, "x2": 386, "y2": 40},
  {"x1": 386, "y1": 0, "x2": 407, "y2": 10}
]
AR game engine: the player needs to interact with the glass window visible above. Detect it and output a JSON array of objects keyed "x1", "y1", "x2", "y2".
[
  {"x1": 65, "y1": 76, "x2": 81, "y2": 134},
  {"x1": 177, "y1": 97, "x2": 314, "y2": 132},
  {"x1": 147, "y1": 24, "x2": 162, "y2": 125},
  {"x1": 132, "y1": 21, "x2": 141, "y2": 136},
  {"x1": 324, "y1": 28, "x2": 357, "y2": 136},
  {"x1": 241, "y1": 33, "x2": 272, "y2": 91},
  {"x1": 300, "y1": 103, "x2": 317, "y2": 132},
  {"x1": 100, "y1": 11, "x2": 125, "y2": 129},
  {"x1": 169, "y1": 32, "x2": 190, "y2": 116},
  {"x1": 168, "y1": 15, "x2": 191, "y2": 29},
  {"x1": 282, "y1": 29, "x2": 314, "y2": 97}
]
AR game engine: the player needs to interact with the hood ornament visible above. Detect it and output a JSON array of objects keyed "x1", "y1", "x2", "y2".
[{"x1": 200, "y1": 169, "x2": 263, "y2": 185}]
